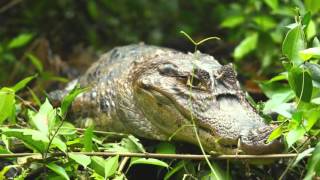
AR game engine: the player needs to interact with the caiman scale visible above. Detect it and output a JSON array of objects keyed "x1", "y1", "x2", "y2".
[{"x1": 50, "y1": 44, "x2": 283, "y2": 155}]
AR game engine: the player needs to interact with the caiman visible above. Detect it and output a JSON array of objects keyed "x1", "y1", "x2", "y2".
[{"x1": 50, "y1": 44, "x2": 284, "y2": 155}]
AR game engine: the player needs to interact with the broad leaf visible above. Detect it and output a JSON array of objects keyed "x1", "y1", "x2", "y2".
[
  {"x1": 305, "y1": 0, "x2": 320, "y2": 14},
  {"x1": 52, "y1": 137, "x2": 67, "y2": 152},
  {"x1": 286, "y1": 126, "x2": 305, "y2": 148},
  {"x1": 30, "y1": 99, "x2": 55, "y2": 136},
  {"x1": 69, "y1": 153, "x2": 91, "y2": 168},
  {"x1": 0, "y1": 88, "x2": 15, "y2": 124},
  {"x1": 288, "y1": 67, "x2": 313, "y2": 102},
  {"x1": 46, "y1": 163, "x2": 70, "y2": 180},
  {"x1": 299, "y1": 47, "x2": 320, "y2": 61},
  {"x1": 264, "y1": 0, "x2": 278, "y2": 10},
  {"x1": 104, "y1": 155, "x2": 119, "y2": 178},
  {"x1": 220, "y1": 16, "x2": 244, "y2": 28},
  {"x1": 234, "y1": 33, "x2": 258, "y2": 60},
  {"x1": 282, "y1": 25, "x2": 305, "y2": 66},
  {"x1": 305, "y1": 62, "x2": 320, "y2": 84},
  {"x1": 253, "y1": 16, "x2": 276, "y2": 31},
  {"x1": 1, "y1": 128, "x2": 48, "y2": 153},
  {"x1": 267, "y1": 126, "x2": 283, "y2": 143},
  {"x1": 90, "y1": 156, "x2": 106, "y2": 176}
]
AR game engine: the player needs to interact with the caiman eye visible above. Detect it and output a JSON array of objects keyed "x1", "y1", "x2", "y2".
[
  {"x1": 158, "y1": 63, "x2": 179, "y2": 76},
  {"x1": 187, "y1": 75, "x2": 202, "y2": 88}
]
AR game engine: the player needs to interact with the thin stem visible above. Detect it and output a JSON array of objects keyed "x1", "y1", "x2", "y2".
[{"x1": 0, "y1": 152, "x2": 311, "y2": 160}]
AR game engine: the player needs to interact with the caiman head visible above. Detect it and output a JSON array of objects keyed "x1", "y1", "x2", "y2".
[{"x1": 132, "y1": 51, "x2": 284, "y2": 155}]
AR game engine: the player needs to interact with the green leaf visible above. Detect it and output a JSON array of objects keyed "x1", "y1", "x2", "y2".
[
  {"x1": 83, "y1": 126, "x2": 93, "y2": 152},
  {"x1": 288, "y1": 67, "x2": 313, "y2": 102},
  {"x1": 313, "y1": 37, "x2": 320, "y2": 47},
  {"x1": 253, "y1": 16, "x2": 276, "y2": 31},
  {"x1": 286, "y1": 126, "x2": 306, "y2": 148},
  {"x1": 264, "y1": 0, "x2": 278, "y2": 10},
  {"x1": 305, "y1": 0, "x2": 320, "y2": 14},
  {"x1": 127, "y1": 135, "x2": 146, "y2": 153},
  {"x1": 69, "y1": 153, "x2": 91, "y2": 168},
  {"x1": 8, "y1": 33, "x2": 34, "y2": 49},
  {"x1": 0, "y1": 88, "x2": 15, "y2": 124},
  {"x1": 129, "y1": 157, "x2": 168, "y2": 168},
  {"x1": 220, "y1": 16, "x2": 245, "y2": 28},
  {"x1": 30, "y1": 99, "x2": 55, "y2": 136},
  {"x1": 164, "y1": 160, "x2": 185, "y2": 180},
  {"x1": 282, "y1": 25, "x2": 305, "y2": 66},
  {"x1": 299, "y1": 48, "x2": 320, "y2": 61},
  {"x1": 305, "y1": 108, "x2": 320, "y2": 131},
  {"x1": 293, "y1": 148, "x2": 315, "y2": 167},
  {"x1": 104, "y1": 155, "x2": 119, "y2": 178},
  {"x1": 311, "y1": 97, "x2": 320, "y2": 104},
  {"x1": 1, "y1": 128, "x2": 48, "y2": 153},
  {"x1": 234, "y1": 33, "x2": 258, "y2": 60},
  {"x1": 52, "y1": 137, "x2": 67, "y2": 152},
  {"x1": 304, "y1": 141, "x2": 320, "y2": 180},
  {"x1": 155, "y1": 142, "x2": 176, "y2": 154},
  {"x1": 201, "y1": 162, "x2": 229, "y2": 180},
  {"x1": 46, "y1": 163, "x2": 70, "y2": 180},
  {"x1": 57, "y1": 122, "x2": 76, "y2": 135},
  {"x1": 27, "y1": 53, "x2": 43, "y2": 72},
  {"x1": 306, "y1": 20, "x2": 316, "y2": 40},
  {"x1": 11, "y1": 75, "x2": 37, "y2": 92},
  {"x1": 267, "y1": 126, "x2": 283, "y2": 143},
  {"x1": 90, "y1": 156, "x2": 106, "y2": 176},
  {"x1": 61, "y1": 85, "x2": 88, "y2": 117},
  {"x1": 305, "y1": 62, "x2": 320, "y2": 84}
]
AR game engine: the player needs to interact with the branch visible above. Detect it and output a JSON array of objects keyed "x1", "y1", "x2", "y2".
[{"x1": 0, "y1": 152, "x2": 312, "y2": 160}]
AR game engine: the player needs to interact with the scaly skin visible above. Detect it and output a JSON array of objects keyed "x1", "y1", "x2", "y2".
[{"x1": 51, "y1": 44, "x2": 284, "y2": 155}]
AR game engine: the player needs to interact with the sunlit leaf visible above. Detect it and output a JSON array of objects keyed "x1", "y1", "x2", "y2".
[
  {"x1": 1, "y1": 128, "x2": 48, "y2": 153},
  {"x1": 234, "y1": 33, "x2": 258, "y2": 60},
  {"x1": 264, "y1": 0, "x2": 278, "y2": 10},
  {"x1": 220, "y1": 16, "x2": 244, "y2": 28},
  {"x1": 286, "y1": 126, "x2": 306, "y2": 148},
  {"x1": 282, "y1": 25, "x2": 305, "y2": 66},
  {"x1": 104, "y1": 155, "x2": 119, "y2": 178},
  {"x1": 299, "y1": 48, "x2": 320, "y2": 61},
  {"x1": 52, "y1": 137, "x2": 67, "y2": 152},
  {"x1": 30, "y1": 99, "x2": 55, "y2": 136},
  {"x1": 305, "y1": 0, "x2": 320, "y2": 14},
  {"x1": 57, "y1": 122, "x2": 76, "y2": 135},
  {"x1": 46, "y1": 163, "x2": 70, "y2": 180},
  {"x1": 8, "y1": 33, "x2": 33, "y2": 49},
  {"x1": 306, "y1": 20, "x2": 316, "y2": 40},
  {"x1": 69, "y1": 153, "x2": 91, "y2": 168},
  {"x1": 267, "y1": 126, "x2": 283, "y2": 143},
  {"x1": 0, "y1": 88, "x2": 15, "y2": 124}
]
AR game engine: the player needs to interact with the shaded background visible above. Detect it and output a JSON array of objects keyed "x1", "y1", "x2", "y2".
[{"x1": 2, "y1": 0, "x2": 318, "y2": 97}]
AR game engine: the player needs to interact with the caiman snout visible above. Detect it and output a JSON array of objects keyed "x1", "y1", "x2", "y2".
[{"x1": 240, "y1": 126, "x2": 284, "y2": 154}]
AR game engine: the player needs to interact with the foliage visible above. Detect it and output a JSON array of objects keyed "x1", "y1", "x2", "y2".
[{"x1": 1, "y1": 0, "x2": 320, "y2": 179}]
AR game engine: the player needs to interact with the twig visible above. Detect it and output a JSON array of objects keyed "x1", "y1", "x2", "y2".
[
  {"x1": 0, "y1": 152, "x2": 311, "y2": 160},
  {"x1": 0, "y1": 0, "x2": 23, "y2": 13}
]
